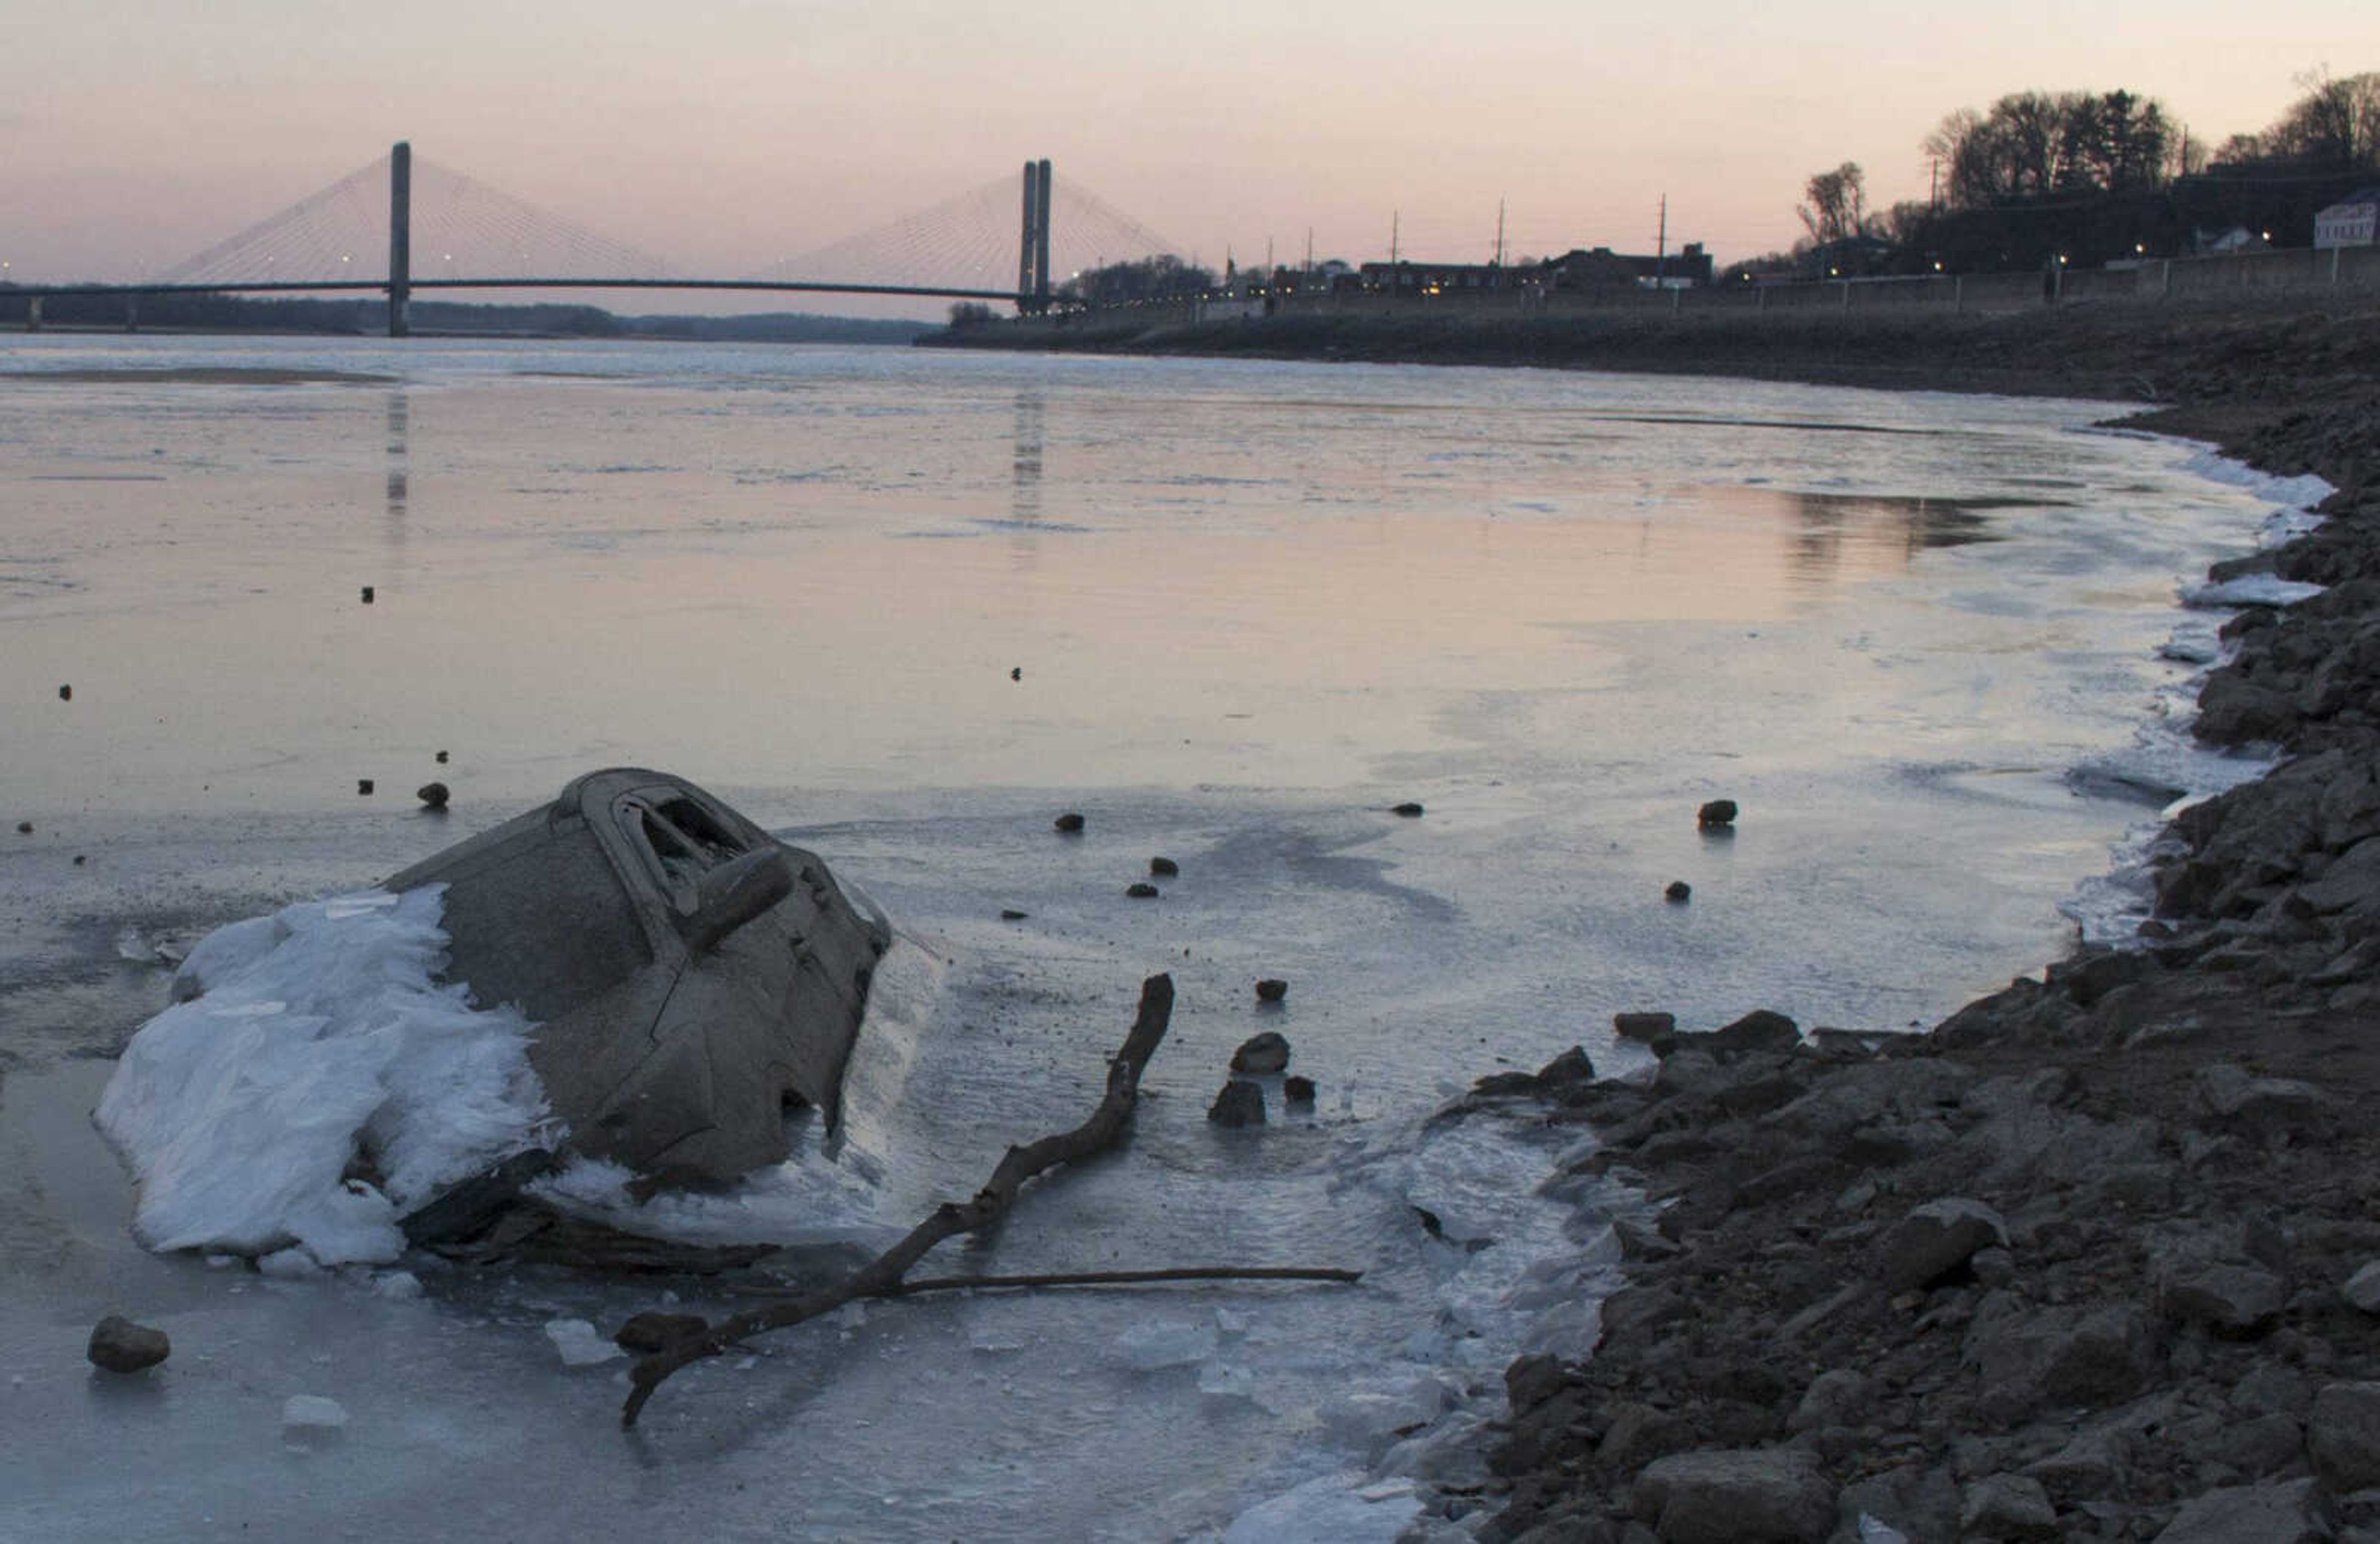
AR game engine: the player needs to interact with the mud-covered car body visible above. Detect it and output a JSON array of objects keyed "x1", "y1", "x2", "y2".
[{"x1": 386, "y1": 769, "x2": 889, "y2": 1183}]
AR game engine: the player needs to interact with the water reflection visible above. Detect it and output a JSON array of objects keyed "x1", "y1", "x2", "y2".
[
  {"x1": 384, "y1": 389, "x2": 410, "y2": 534},
  {"x1": 1777, "y1": 491, "x2": 2023, "y2": 590},
  {"x1": 1011, "y1": 389, "x2": 1044, "y2": 524}
]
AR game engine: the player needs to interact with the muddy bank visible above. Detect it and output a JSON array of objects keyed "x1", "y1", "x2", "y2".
[{"x1": 1421, "y1": 335, "x2": 2380, "y2": 1539}]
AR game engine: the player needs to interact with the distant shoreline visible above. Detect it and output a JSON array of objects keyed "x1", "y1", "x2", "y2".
[{"x1": 922, "y1": 291, "x2": 2380, "y2": 426}]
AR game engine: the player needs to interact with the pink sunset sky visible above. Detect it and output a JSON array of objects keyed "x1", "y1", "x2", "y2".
[{"x1": 1, "y1": 0, "x2": 2373, "y2": 302}]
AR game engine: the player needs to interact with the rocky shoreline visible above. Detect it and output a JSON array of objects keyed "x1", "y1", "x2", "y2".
[{"x1": 1391, "y1": 309, "x2": 2380, "y2": 1542}]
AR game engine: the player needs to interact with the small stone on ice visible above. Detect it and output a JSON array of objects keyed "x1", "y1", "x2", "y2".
[
  {"x1": 281, "y1": 1395, "x2": 350, "y2": 1432},
  {"x1": 1231, "y1": 1030, "x2": 1292, "y2": 1074},
  {"x1": 87, "y1": 1315, "x2": 171, "y2": 1374},
  {"x1": 1209, "y1": 1079, "x2": 1266, "y2": 1126},
  {"x1": 544, "y1": 1317, "x2": 625, "y2": 1367}
]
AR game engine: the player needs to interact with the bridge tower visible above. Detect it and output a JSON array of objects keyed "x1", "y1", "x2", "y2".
[
  {"x1": 387, "y1": 141, "x2": 412, "y2": 338},
  {"x1": 1017, "y1": 159, "x2": 1052, "y2": 314}
]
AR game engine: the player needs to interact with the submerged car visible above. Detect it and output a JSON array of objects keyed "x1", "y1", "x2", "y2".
[{"x1": 385, "y1": 768, "x2": 891, "y2": 1186}]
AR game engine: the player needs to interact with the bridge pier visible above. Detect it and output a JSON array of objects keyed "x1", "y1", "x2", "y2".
[
  {"x1": 388, "y1": 141, "x2": 412, "y2": 338},
  {"x1": 1017, "y1": 159, "x2": 1052, "y2": 313}
]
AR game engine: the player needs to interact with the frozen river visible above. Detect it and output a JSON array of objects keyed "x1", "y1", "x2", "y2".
[{"x1": 0, "y1": 335, "x2": 2311, "y2": 1539}]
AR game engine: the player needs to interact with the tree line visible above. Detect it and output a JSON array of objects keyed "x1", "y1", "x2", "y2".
[{"x1": 1761, "y1": 69, "x2": 2379, "y2": 281}]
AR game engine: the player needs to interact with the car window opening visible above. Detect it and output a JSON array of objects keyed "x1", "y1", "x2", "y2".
[{"x1": 628, "y1": 795, "x2": 751, "y2": 906}]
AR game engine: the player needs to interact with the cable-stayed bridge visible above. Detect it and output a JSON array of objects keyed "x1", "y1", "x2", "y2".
[{"x1": 6, "y1": 144, "x2": 1181, "y2": 334}]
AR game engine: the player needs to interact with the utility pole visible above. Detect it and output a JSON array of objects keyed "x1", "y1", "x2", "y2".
[
  {"x1": 1929, "y1": 157, "x2": 1941, "y2": 213},
  {"x1": 1390, "y1": 210, "x2": 1399, "y2": 266},
  {"x1": 1305, "y1": 227, "x2": 1313, "y2": 273},
  {"x1": 1494, "y1": 199, "x2": 1507, "y2": 268},
  {"x1": 1655, "y1": 194, "x2": 1667, "y2": 287}
]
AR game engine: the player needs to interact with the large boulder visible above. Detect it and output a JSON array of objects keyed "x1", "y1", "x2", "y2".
[
  {"x1": 1959, "y1": 1473, "x2": 2060, "y2": 1541},
  {"x1": 1629, "y1": 1448, "x2": 1835, "y2": 1543},
  {"x1": 2159, "y1": 1260, "x2": 2288, "y2": 1334},
  {"x1": 1966, "y1": 1299, "x2": 2156, "y2": 1424},
  {"x1": 1879, "y1": 1198, "x2": 2008, "y2": 1293},
  {"x1": 2307, "y1": 1380, "x2": 2380, "y2": 1493},
  {"x1": 2151, "y1": 1477, "x2": 2333, "y2": 1543}
]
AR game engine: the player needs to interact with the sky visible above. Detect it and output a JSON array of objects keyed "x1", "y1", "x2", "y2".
[{"x1": 1, "y1": 1, "x2": 2374, "y2": 308}]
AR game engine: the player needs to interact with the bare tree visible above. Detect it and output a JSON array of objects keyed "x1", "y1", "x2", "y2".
[
  {"x1": 1798, "y1": 162, "x2": 1869, "y2": 245},
  {"x1": 2260, "y1": 67, "x2": 2380, "y2": 167}
]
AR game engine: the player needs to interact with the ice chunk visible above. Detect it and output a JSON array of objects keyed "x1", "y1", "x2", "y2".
[
  {"x1": 281, "y1": 1395, "x2": 350, "y2": 1432},
  {"x1": 1222, "y1": 1468, "x2": 1423, "y2": 1543},
  {"x1": 369, "y1": 1271, "x2": 423, "y2": 1300},
  {"x1": 257, "y1": 1247, "x2": 322, "y2": 1279},
  {"x1": 1859, "y1": 1515, "x2": 1912, "y2": 1544},
  {"x1": 2182, "y1": 574, "x2": 2324, "y2": 609},
  {"x1": 1319, "y1": 1378, "x2": 1453, "y2": 1454},
  {"x1": 1111, "y1": 1319, "x2": 1216, "y2": 1371},
  {"x1": 95, "y1": 886, "x2": 549, "y2": 1266},
  {"x1": 544, "y1": 1318, "x2": 624, "y2": 1367}
]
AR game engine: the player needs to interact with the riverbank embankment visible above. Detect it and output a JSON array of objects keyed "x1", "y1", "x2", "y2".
[
  {"x1": 927, "y1": 291, "x2": 2380, "y2": 428},
  {"x1": 951, "y1": 292, "x2": 2380, "y2": 1538},
  {"x1": 1402, "y1": 306, "x2": 2380, "y2": 1540}
]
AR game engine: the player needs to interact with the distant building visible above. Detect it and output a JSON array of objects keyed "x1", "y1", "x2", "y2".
[
  {"x1": 1357, "y1": 260, "x2": 1532, "y2": 296},
  {"x1": 2315, "y1": 188, "x2": 2380, "y2": 249},
  {"x1": 1356, "y1": 241, "x2": 1714, "y2": 297},
  {"x1": 1543, "y1": 242, "x2": 1714, "y2": 289}
]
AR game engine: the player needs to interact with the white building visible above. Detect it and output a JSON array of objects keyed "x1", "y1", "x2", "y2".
[{"x1": 2314, "y1": 188, "x2": 2379, "y2": 249}]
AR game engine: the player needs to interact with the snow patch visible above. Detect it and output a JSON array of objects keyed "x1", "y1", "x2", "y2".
[{"x1": 95, "y1": 886, "x2": 550, "y2": 1267}]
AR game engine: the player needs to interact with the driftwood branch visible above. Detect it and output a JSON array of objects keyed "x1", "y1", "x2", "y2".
[
  {"x1": 622, "y1": 971, "x2": 1176, "y2": 1426},
  {"x1": 722, "y1": 1264, "x2": 1362, "y2": 1297}
]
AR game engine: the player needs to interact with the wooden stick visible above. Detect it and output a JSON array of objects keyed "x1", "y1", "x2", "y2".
[
  {"x1": 622, "y1": 972, "x2": 1176, "y2": 1426},
  {"x1": 721, "y1": 1264, "x2": 1362, "y2": 1297}
]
